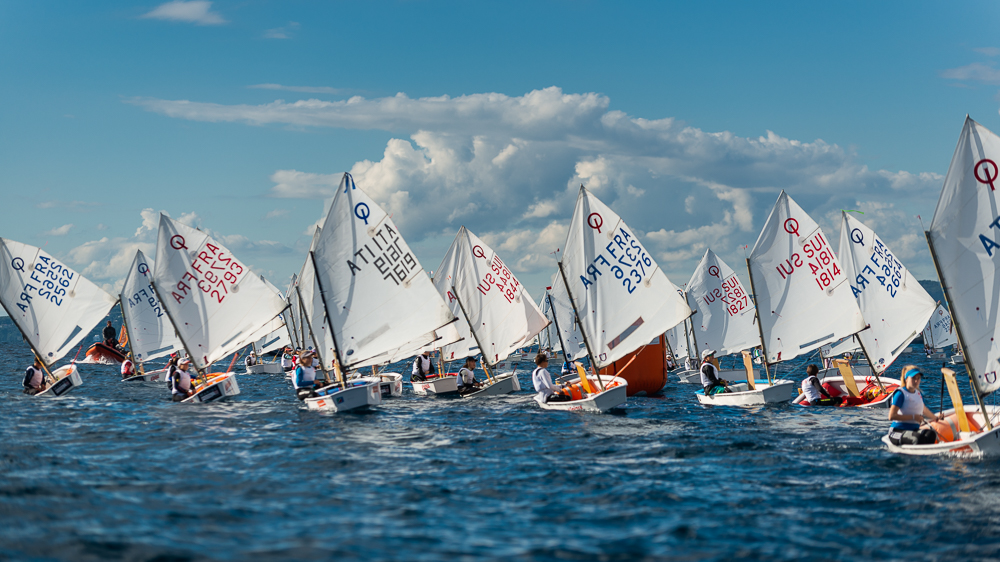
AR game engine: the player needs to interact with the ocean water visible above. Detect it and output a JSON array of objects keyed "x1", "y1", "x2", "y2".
[{"x1": 1, "y1": 326, "x2": 998, "y2": 560}]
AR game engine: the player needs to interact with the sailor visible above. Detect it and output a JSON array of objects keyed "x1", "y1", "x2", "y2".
[
  {"x1": 412, "y1": 350, "x2": 436, "y2": 382},
  {"x1": 245, "y1": 351, "x2": 257, "y2": 368},
  {"x1": 102, "y1": 320, "x2": 118, "y2": 348},
  {"x1": 532, "y1": 354, "x2": 568, "y2": 403},
  {"x1": 292, "y1": 351, "x2": 318, "y2": 400},
  {"x1": 700, "y1": 349, "x2": 728, "y2": 395},
  {"x1": 121, "y1": 355, "x2": 136, "y2": 379},
  {"x1": 22, "y1": 357, "x2": 46, "y2": 395},
  {"x1": 171, "y1": 357, "x2": 195, "y2": 402},
  {"x1": 457, "y1": 356, "x2": 480, "y2": 394},
  {"x1": 800, "y1": 364, "x2": 841, "y2": 406},
  {"x1": 561, "y1": 359, "x2": 574, "y2": 376},
  {"x1": 886, "y1": 366, "x2": 941, "y2": 445},
  {"x1": 280, "y1": 348, "x2": 295, "y2": 372}
]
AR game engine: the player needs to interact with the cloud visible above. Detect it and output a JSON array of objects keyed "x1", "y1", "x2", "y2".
[
  {"x1": 264, "y1": 209, "x2": 289, "y2": 219},
  {"x1": 36, "y1": 200, "x2": 99, "y2": 210},
  {"x1": 263, "y1": 21, "x2": 299, "y2": 39},
  {"x1": 141, "y1": 1, "x2": 226, "y2": 25},
  {"x1": 64, "y1": 208, "x2": 290, "y2": 291},
  {"x1": 248, "y1": 84, "x2": 346, "y2": 95},
  {"x1": 974, "y1": 47, "x2": 1000, "y2": 57},
  {"x1": 130, "y1": 86, "x2": 944, "y2": 281},
  {"x1": 941, "y1": 62, "x2": 1000, "y2": 84},
  {"x1": 43, "y1": 224, "x2": 73, "y2": 237}
]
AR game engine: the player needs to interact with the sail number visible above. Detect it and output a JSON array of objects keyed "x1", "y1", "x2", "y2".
[
  {"x1": 170, "y1": 242, "x2": 245, "y2": 305},
  {"x1": 701, "y1": 275, "x2": 750, "y2": 317},
  {"x1": 579, "y1": 226, "x2": 652, "y2": 295},
  {"x1": 346, "y1": 223, "x2": 417, "y2": 285},
  {"x1": 775, "y1": 230, "x2": 842, "y2": 292},
  {"x1": 473, "y1": 249, "x2": 521, "y2": 304},
  {"x1": 12, "y1": 255, "x2": 73, "y2": 312},
  {"x1": 128, "y1": 284, "x2": 164, "y2": 318},
  {"x1": 850, "y1": 238, "x2": 902, "y2": 298}
]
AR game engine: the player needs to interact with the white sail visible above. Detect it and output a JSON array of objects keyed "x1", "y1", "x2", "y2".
[
  {"x1": 928, "y1": 116, "x2": 1000, "y2": 394},
  {"x1": 820, "y1": 335, "x2": 861, "y2": 358},
  {"x1": 686, "y1": 249, "x2": 759, "y2": 357},
  {"x1": 559, "y1": 186, "x2": 691, "y2": 368},
  {"x1": 432, "y1": 227, "x2": 549, "y2": 366},
  {"x1": 120, "y1": 250, "x2": 183, "y2": 363},
  {"x1": 922, "y1": 303, "x2": 957, "y2": 350},
  {"x1": 250, "y1": 274, "x2": 290, "y2": 354},
  {"x1": 311, "y1": 173, "x2": 456, "y2": 369},
  {"x1": 665, "y1": 321, "x2": 690, "y2": 360},
  {"x1": 151, "y1": 214, "x2": 288, "y2": 371},
  {"x1": 546, "y1": 271, "x2": 588, "y2": 361},
  {"x1": 285, "y1": 275, "x2": 304, "y2": 351},
  {"x1": 838, "y1": 212, "x2": 937, "y2": 372},
  {"x1": 0, "y1": 238, "x2": 117, "y2": 366},
  {"x1": 748, "y1": 191, "x2": 865, "y2": 363},
  {"x1": 294, "y1": 252, "x2": 339, "y2": 372}
]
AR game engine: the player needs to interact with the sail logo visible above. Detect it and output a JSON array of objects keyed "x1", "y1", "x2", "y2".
[
  {"x1": 975, "y1": 159, "x2": 998, "y2": 191},
  {"x1": 169, "y1": 238, "x2": 246, "y2": 305},
  {"x1": 776, "y1": 218, "x2": 842, "y2": 292},
  {"x1": 345, "y1": 222, "x2": 418, "y2": 285},
  {"x1": 850, "y1": 238, "x2": 903, "y2": 298},
  {"x1": 127, "y1": 283, "x2": 164, "y2": 318},
  {"x1": 11, "y1": 254, "x2": 72, "y2": 312},
  {"x1": 579, "y1": 226, "x2": 652, "y2": 295},
  {"x1": 978, "y1": 215, "x2": 1000, "y2": 257},
  {"x1": 701, "y1": 275, "x2": 750, "y2": 317},
  {"x1": 473, "y1": 252, "x2": 522, "y2": 304}
]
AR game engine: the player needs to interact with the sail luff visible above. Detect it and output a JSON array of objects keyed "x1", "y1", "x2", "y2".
[{"x1": 558, "y1": 259, "x2": 604, "y2": 389}]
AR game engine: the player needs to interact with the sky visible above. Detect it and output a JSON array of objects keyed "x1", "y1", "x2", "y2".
[{"x1": 3, "y1": 0, "x2": 1000, "y2": 316}]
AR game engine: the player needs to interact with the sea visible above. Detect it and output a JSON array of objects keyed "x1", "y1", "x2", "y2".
[{"x1": 1, "y1": 317, "x2": 998, "y2": 561}]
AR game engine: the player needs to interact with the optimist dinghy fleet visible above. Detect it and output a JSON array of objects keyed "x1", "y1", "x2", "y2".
[{"x1": 5, "y1": 117, "x2": 1000, "y2": 456}]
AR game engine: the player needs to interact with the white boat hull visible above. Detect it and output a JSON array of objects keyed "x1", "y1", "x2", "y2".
[
  {"x1": 535, "y1": 376, "x2": 628, "y2": 412},
  {"x1": 305, "y1": 381, "x2": 381, "y2": 412},
  {"x1": 463, "y1": 373, "x2": 519, "y2": 398},
  {"x1": 882, "y1": 405, "x2": 1000, "y2": 457},
  {"x1": 123, "y1": 367, "x2": 169, "y2": 383},
  {"x1": 951, "y1": 354, "x2": 965, "y2": 365},
  {"x1": 182, "y1": 372, "x2": 240, "y2": 403},
  {"x1": 926, "y1": 352, "x2": 947, "y2": 360},
  {"x1": 411, "y1": 375, "x2": 459, "y2": 395},
  {"x1": 352, "y1": 373, "x2": 404, "y2": 398},
  {"x1": 696, "y1": 379, "x2": 794, "y2": 406},
  {"x1": 819, "y1": 364, "x2": 872, "y2": 379},
  {"x1": 34, "y1": 364, "x2": 83, "y2": 397},
  {"x1": 246, "y1": 363, "x2": 283, "y2": 374}
]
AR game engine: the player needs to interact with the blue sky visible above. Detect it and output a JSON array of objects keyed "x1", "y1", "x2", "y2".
[{"x1": 3, "y1": 0, "x2": 1000, "y2": 313}]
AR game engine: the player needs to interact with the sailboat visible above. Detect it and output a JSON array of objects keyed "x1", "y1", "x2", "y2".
[
  {"x1": 119, "y1": 250, "x2": 184, "y2": 382},
  {"x1": 244, "y1": 274, "x2": 291, "y2": 374},
  {"x1": 431, "y1": 226, "x2": 548, "y2": 397},
  {"x1": 150, "y1": 214, "x2": 288, "y2": 403},
  {"x1": 543, "y1": 185, "x2": 692, "y2": 412},
  {"x1": 798, "y1": 212, "x2": 937, "y2": 407},
  {"x1": 304, "y1": 173, "x2": 458, "y2": 411},
  {"x1": 885, "y1": 116, "x2": 1000, "y2": 456},
  {"x1": 702, "y1": 191, "x2": 866, "y2": 406},
  {"x1": 675, "y1": 250, "x2": 760, "y2": 385},
  {"x1": 537, "y1": 291, "x2": 564, "y2": 363},
  {"x1": 0, "y1": 238, "x2": 117, "y2": 396}
]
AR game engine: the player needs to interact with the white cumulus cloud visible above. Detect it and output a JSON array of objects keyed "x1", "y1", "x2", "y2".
[
  {"x1": 141, "y1": 1, "x2": 226, "y2": 25},
  {"x1": 43, "y1": 224, "x2": 73, "y2": 237}
]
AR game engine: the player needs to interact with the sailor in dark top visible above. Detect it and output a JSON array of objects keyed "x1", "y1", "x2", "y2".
[
  {"x1": 102, "y1": 320, "x2": 117, "y2": 348},
  {"x1": 23, "y1": 357, "x2": 46, "y2": 395}
]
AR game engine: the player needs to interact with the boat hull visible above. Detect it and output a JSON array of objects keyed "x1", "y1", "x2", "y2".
[
  {"x1": 677, "y1": 368, "x2": 756, "y2": 385},
  {"x1": 696, "y1": 379, "x2": 794, "y2": 406},
  {"x1": 793, "y1": 375, "x2": 900, "y2": 408},
  {"x1": 463, "y1": 373, "x2": 519, "y2": 398},
  {"x1": 34, "y1": 365, "x2": 83, "y2": 398},
  {"x1": 352, "y1": 373, "x2": 404, "y2": 398},
  {"x1": 122, "y1": 367, "x2": 169, "y2": 383},
  {"x1": 411, "y1": 375, "x2": 459, "y2": 396},
  {"x1": 182, "y1": 372, "x2": 240, "y2": 403},
  {"x1": 84, "y1": 342, "x2": 127, "y2": 365},
  {"x1": 882, "y1": 405, "x2": 1000, "y2": 457},
  {"x1": 246, "y1": 363, "x2": 283, "y2": 375},
  {"x1": 535, "y1": 376, "x2": 628, "y2": 412},
  {"x1": 305, "y1": 381, "x2": 381, "y2": 412}
]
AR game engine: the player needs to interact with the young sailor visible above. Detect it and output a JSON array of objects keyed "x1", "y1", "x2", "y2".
[
  {"x1": 245, "y1": 351, "x2": 257, "y2": 368},
  {"x1": 532, "y1": 354, "x2": 562, "y2": 403},
  {"x1": 411, "y1": 350, "x2": 436, "y2": 382},
  {"x1": 121, "y1": 355, "x2": 135, "y2": 379},
  {"x1": 170, "y1": 358, "x2": 195, "y2": 402},
  {"x1": 22, "y1": 357, "x2": 46, "y2": 395},
  {"x1": 102, "y1": 320, "x2": 118, "y2": 349},
  {"x1": 886, "y1": 366, "x2": 941, "y2": 445},
  {"x1": 457, "y1": 356, "x2": 480, "y2": 395},
  {"x1": 800, "y1": 364, "x2": 842, "y2": 406},
  {"x1": 280, "y1": 347, "x2": 294, "y2": 372},
  {"x1": 700, "y1": 349, "x2": 728, "y2": 395},
  {"x1": 292, "y1": 351, "x2": 318, "y2": 400}
]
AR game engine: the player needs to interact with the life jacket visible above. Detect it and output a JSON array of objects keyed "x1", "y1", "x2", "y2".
[{"x1": 23, "y1": 365, "x2": 42, "y2": 389}]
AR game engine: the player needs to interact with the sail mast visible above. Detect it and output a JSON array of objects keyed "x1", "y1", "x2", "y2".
[
  {"x1": 684, "y1": 291, "x2": 700, "y2": 358},
  {"x1": 451, "y1": 287, "x2": 496, "y2": 384},
  {"x1": 557, "y1": 261, "x2": 604, "y2": 390},
  {"x1": 310, "y1": 251, "x2": 346, "y2": 388},
  {"x1": 745, "y1": 259, "x2": 773, "y2": 385},
  {"x1": 924, "y1": 231, "x2": 993, "y2": 431},
  {"x1": 546, "y1": 293, "x2": 570, "y2": 361},
  {"x1": 148, "y1": 279, "x2": 201, "y2": 375},
  {"x1": 117, "y1": 298, "x2": 144, "y2": 376},
  {"x1": 294, "y1": 282, "x2": 332, "y2": 384}
]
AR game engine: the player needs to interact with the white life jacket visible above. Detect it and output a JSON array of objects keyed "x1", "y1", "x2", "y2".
[{"x1": 458, "y1": 367, "x2": 476, "y2": 387}]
